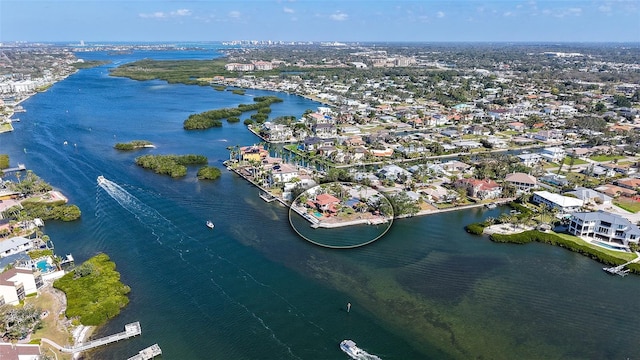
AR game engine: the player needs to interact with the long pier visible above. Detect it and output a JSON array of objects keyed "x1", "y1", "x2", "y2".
[{"x1": 41, "y1": 321, "x2": 141, "y2": 354}]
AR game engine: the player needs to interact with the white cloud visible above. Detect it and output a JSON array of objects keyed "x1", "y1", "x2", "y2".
[
  {"x1": 503, "y1": 11, "x2": 514, "y2": 17},
  {"x1": 598, "y1": 4, "x2": 612, "y2": 13},
  {"x1": 139, "y1": 11, "x2": 167, "y2": 19},
  {"x1": 171, "y1": 9, "x2": 192, "y2": 17},
  {"x1": 568, "y1": 7, "x2": 582, "y2": 15},
  {"x1": 140, "y1": 9, "x2": 191, "y2": 19},
  {"x1": 284, "y1": 7, "x2": 295, "y2": 14},
  {"x1": 228, "y1": 10, "x2": 241, "y2": 19},
  {"x1": 436, "y1": 11, "x2": 445, "y2": 18},
  {"x1": 330, "y1": 11, "x2": 348, "y2": 21}
]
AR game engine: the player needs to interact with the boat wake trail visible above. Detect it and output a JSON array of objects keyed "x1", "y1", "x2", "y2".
[{"x1": 96, "y1": 176, "x2": 304, "y2": 359}]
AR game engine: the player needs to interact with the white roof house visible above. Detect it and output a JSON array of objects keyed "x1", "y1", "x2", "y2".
[{"x1": 532, "y1": 191, "x2": 583, "y2": 214}]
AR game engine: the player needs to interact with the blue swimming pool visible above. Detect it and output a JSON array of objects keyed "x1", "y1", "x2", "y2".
[
  {"x1": 36, "y1": 259, "x2": 54, "y2": 273},
  {"x1": 593, "y1": 241, "x2": 627, "y2": 252}
]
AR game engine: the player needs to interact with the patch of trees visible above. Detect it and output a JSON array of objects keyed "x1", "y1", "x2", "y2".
[
  {"x1": 109, "y1": 59, "x2": 233, "y2": 85},
  {"x1": 53, "y1": 253, "x2": 131, "y2": 326},
  {"x1": 387, "y1": 192, "x2": 420, "y2": 217},
  {"x1": 197, "y1": 166, "x2": 222, "y2": 180},
  {"x1": 114, "y1": 140, "x2": 153, "y2": 151},
  {"x1": 183, "y1": 96, "x2": 282, "y2": 130},
  {"x1": 7, "y1": 171, "x2": 52, "y2": 196},
  {"x1": 135, "y1": 154, "x2": 208, "y2": 178},
  {"x1": 0, "y1": 154, "x2": 9, "y2": 170},
  {"x1": 0, "y1": 304, "x2": 42, "y2": 340},
  {"x1": 19, "y1": 200, "x2": 82, "y2": 222}
]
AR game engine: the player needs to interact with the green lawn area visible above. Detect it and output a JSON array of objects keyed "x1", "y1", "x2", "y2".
[
  {"x1": 569, "y1": 158, "x2": 588, "y2": 165},
  {"x1": 0, "y1": 123, "x2": 13, "y2": 133},
  {"x1": 589, "y1": 154, "x2": 625, "y2": 162},
  {"x1": 553, "y1": 232, "x2": 638, "y2": 262},
  {"x1": 613, "y1": 198, "x2": 640, "y2": 213}
]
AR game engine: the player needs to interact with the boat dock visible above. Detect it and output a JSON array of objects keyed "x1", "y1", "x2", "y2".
[
  {"x1": 259, "y1": 192, "x2": 277, "y2": 202},
  {"x1": 3, "y1": 163, "x2": 26, "y2": 173},
  {"x1": 603, "y1": 253, "x2": 640, "y2": 277},
  {"x1": 41, "y1": 321, "x2": 142, "y2": 354},
  {"x1": 128, "y1": 344, "x2": 162, "y2": 360}
]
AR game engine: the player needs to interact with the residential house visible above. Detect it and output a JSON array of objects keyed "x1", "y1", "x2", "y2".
[
  {"x1": 312, "y1": 123, "x2": 337, "y2": 139},
  {"x1": 531, "y1": 191, "x2": 583, "y2": 214},
  {"x1": 534, "y1": 130, "x2": 563, "y2": 142},
  {"x1": 240, "y1": 146, "x2": 268, "y2": 162},
  {"x1": 314, "y1": 193, "x2": 340, "y2": 213},
  {"x1": 507, "y1": 122, "x2": 526, "y2": 131},
  {"x1": 0, "y1": 343, "x2": 41, "y2": 360},
  {"x1": 517, "y1": 153, "x2": 543, "y2": 167},
  {"x1": 568, "y1": 210, "x2": 640, "y2": 248},
  {"x1": 595, "y1": 184, "x2": 637, "y2": 198},
  {"x1": 504, "y1": 173, "x2": 537, "y2": 193},
  {"x1": 614, "y1": 178, "x2": 640, "y2": 191},
  {"x1": 420, "y1": 185, "x2": 458, "y2": 203},
  {"x1": 564, "y1": 187, "x2": 612, "y2": 207},
  {"x1": 455, "y1": 178, "x2": 503, "y2": 200},
  {"x1": 270, "y1": 163, "x2": 299, "y2": 183},
  {"x1": 0, "y1": 267, "x2": 43, "y2": 305},
  {"x1": 0, "y1": 236, "x2": 35, "y2": 258},
  {"x1": 539, "y1": 147, "x2": 566, "y2": 163},
  {"x1": 378, "y1": 165, "x2": 412, "y2": 182}
]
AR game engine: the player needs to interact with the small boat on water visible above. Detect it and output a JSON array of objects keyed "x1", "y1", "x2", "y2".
[
  {"x1": 206, "y1": 220, "x2": 214, "y2": 229},
  {"x1": 485, "y1": 203, "x2": 497, "y2": 209},
  {"x1": 97, "y1": 175, "x2": 106, "y2": 185},
  {"x1": 340, "y1": 340, "x2": 381, "y2": 360}
]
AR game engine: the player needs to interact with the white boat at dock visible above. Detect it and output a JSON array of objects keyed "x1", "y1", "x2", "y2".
[
  {"x1": 206, "y1": 220, "x2": 214, "y2": 229},
  {"x1": 340, "y1": 340, "x2": 381, "y2": 360}
]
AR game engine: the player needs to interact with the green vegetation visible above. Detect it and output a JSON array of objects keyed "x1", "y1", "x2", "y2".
[
  {"x1": 0, "y1": 154, "x2": 9, "y2": 169},
  {"x1": 613, "y1": 198, "x2": 640, "y2": 213},
  {"x1": 114, "y1": 140, "x2": 154, "y2": 151},
  {"x1": 213, "y1": 85, "x2": 226, "y2": 91},
  {"x1": 197, "y1": 166, "x2": 222, "y2": 180},
  {"x1": 20, "y1": 200, "x2": 82, "y2": 221},
  {"x1": 72, "y1": 60, "x2": 110, "y2": 69},
  {"x1": 243, "y1": 119, "x2": 254, "y2": 126},
  {"x1": 465, "y1": 222, "x2": 486, "y2": 235},
  {"x1": 183, "y1": 96, "x2": 282, "y2": 130},
  {"x1": 135, "y1": 154, "x2": 208, "y2": 177},
  {"x1": 110, "y1": 59, "x2": 231, "y2": 85},
  {"x1": 28, "y1": 249, "x2": 54, "y2": 259},
  {"x1": 490, "y1": 230, "x2": 636, "y2": 269},
  {"x1": 6, "y1": 170, "x2": 53, "y2": 196},
  {"x1": 35, "y1": 84, "x2": 52, "y2": 92},
  {"x1": 227, "y1": 116, "x2": 240, "y2": 123},
  {"x1": 230, "y1": 89, "x2": 246, "y2": 95},
  {"x1": 387, "y1": 192, "x2": 420, "y2": 217},
  {"x1": 589, "y1": 154, "x2": 625, "y2": 162},
  {"x1": 53, "y1": 253, "x2": 131, "y2": 326}
]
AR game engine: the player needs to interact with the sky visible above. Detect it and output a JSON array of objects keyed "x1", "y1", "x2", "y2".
[{"x1": 1, "y1": 0, "x2": 639, "y2": 43}]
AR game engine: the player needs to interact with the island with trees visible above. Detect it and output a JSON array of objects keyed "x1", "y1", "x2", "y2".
[
  {"x1": 183, "y1": 96, "x2": 283, "y2": 130},
  {"x1": 134, "y1": 154, "x2": 208, "y2": 178},
  {"x1": 114, "y1": 140, "x2": 155, "y2": 151}
]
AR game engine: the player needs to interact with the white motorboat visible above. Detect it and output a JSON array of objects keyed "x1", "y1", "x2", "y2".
[{"x1": 206, "y1": 220, "x2": 214, "y2": 229}]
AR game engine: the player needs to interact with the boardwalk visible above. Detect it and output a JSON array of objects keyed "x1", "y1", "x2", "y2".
[
  {"x1": 128, "y1": 344, "x2": 162, "y2": 360},
  {"x1": 41, "y1": 322, "x2": 141, "y2": 354},
  {"x1": 603, "y1": 253, "x2": 640, "y2": 277}
]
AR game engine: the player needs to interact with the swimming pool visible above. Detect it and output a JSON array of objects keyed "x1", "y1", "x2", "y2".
[
  {"x1": 36, "y1": 259, "x2": 55, "y2": 273},
  {"x1": 593, "y1": 240, "x2": 628, "y2": 252}
]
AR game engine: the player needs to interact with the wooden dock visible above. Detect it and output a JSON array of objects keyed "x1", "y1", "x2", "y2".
[
  {"x1": 3, "y1": 163, "x2": 26, "y2": 173},
  {"x1": 128, "y1": 344, "x2": 162, "y2": 360},
  {"x1": 41, "y1": 321, "x2": 142, "y2": 354},
  {"x1": 603, "y1": 253, "x2": 640, "y2": 277}
]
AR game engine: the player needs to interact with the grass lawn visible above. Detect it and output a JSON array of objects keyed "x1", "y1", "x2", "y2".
[
  {"x1": 27, "y1": 287, "x2": 74, "y2": 360},
  {"x1": 0, "y1": 123, "x2": 14, "y2": 133},
  {"x1": 589, "y1": 154, "x2": 625, "y2": 162},
  {"x1": 613, "y1": 197, "x2": 640, "y2": 213},
  {"x1": 569, "y1": 158, "x2": 589, "y2": 165},
  {"x1": 553, "y1": 232, "x2": 638, "y2": 262}
]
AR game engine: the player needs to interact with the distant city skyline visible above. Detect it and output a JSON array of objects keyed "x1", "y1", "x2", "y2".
[{"x1": 1, "y1": 0, "x2": 639, "y2": 43}]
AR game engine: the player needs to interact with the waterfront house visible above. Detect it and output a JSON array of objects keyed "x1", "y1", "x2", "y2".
[
  {"x1": 517, "y1": 153, "x2": 543, "y2": 167},
  {"x1": 532, "y1": 191, "x2": 583, "y2": 214},
  {"x1": 377, "y1": 165, "x2": 412, "y2": 182},
  {"x1": 539, "y1": 147, "x2": 566, "y2": 163},
  {"x1": 270, "y1": 163, "x2": 299, "y2": 183},
  {"x1": 0, "y1": 236, "x2": 34, "y2": 258},
  {"x1": 455, "y1": 178, "x2": 502, "y2": 200},
  {"x1": 504, "y1": 172, "x2": 537, "y2": 193},
  {"x1": 314, "y1": 193, "x2": 340, "y2": 213},
  {"x1": 240, "y1": 146, "x2": 268, "y2": 162},
  {"x1": 0, "y1": 267, "x2": 43, "y2": 305},
  {"x1": 568, "y1": 210, "x2": 640, "y2": 249}
]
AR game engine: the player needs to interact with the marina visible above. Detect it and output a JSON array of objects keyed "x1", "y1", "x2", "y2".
[{"x1": 127, "y1": 344, "x2": 163, "y2": 360}]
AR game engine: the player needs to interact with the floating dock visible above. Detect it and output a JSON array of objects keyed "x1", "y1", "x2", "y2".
[{"x1": 128, "y1": 344, "x2": 162, "y2": 360}]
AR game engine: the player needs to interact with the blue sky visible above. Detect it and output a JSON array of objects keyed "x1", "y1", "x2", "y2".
[{"x1": 1, "y1": 0, "x2": 639, "y2": 43}]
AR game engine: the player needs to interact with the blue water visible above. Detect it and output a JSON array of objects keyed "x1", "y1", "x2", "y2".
[{"x1": 3, "y1": 48, "x2": 640, "y2": 359}]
